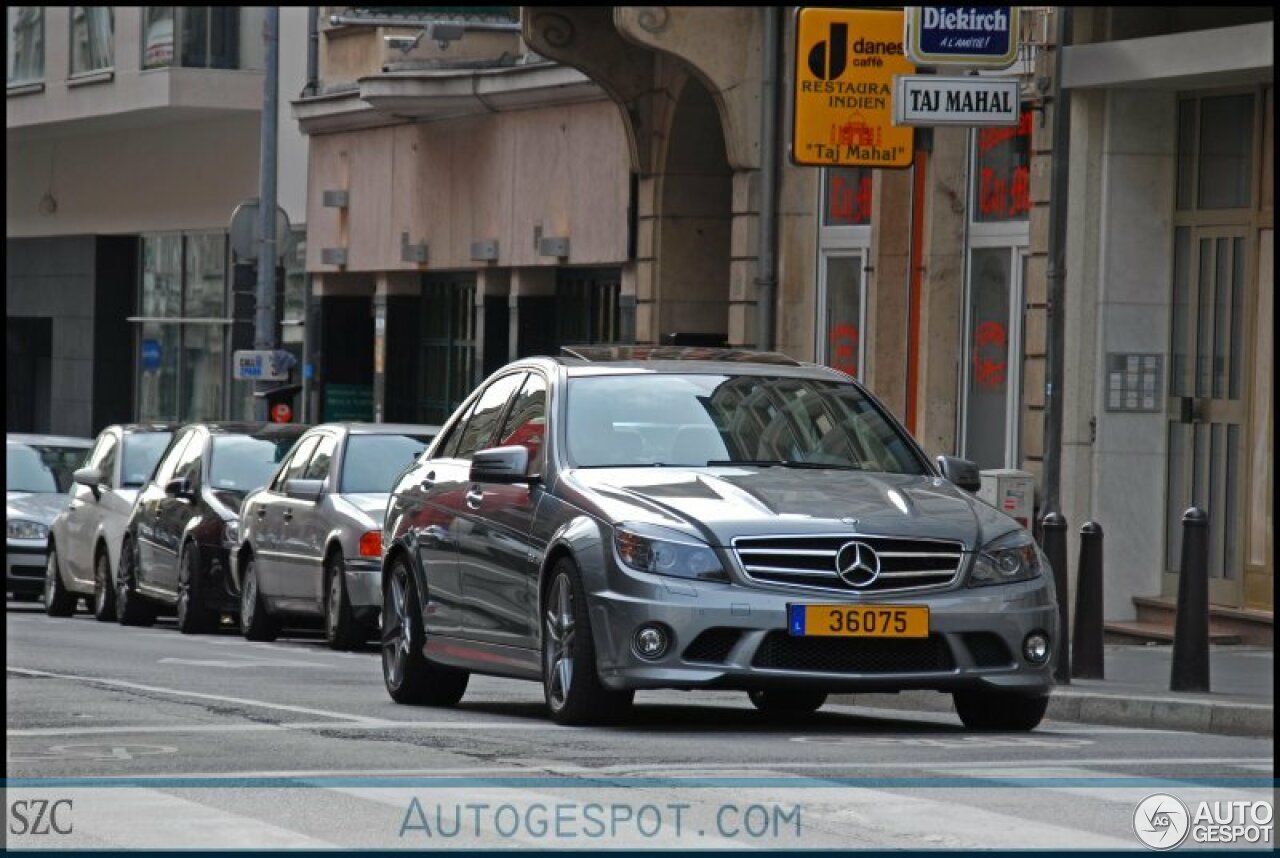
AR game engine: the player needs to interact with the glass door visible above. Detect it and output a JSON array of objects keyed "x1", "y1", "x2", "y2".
[
  {"x1": 959, "y1": 245, "x2": 1026, "y2": 470},
  {"x1": 1165, "y1": 227, "x2": 1250, "y2": 606},
  {"x1": 818, "y1": 250, "x2": 865, "y2": 379}
]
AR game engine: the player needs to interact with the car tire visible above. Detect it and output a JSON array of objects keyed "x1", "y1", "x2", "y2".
[
  {"x1": 324, "y1": 554, "x2": 364, "y2": 651},
  {"x1": 952, "y1": 689, "x2": 1049, "y2": 732},
  {"x1": 747, "y1": 689, "x2": 828, "y2": 716},
  {"x1": 381, "y1": 556, "x2": 469, "y2": 706},
  {"x1": 92, "y1": 549, "x2": 117, "y2": 622},
  {"x1": 239, "y1": 556, "x2": 281, "y2": 642},
  {"x1": 115, "y1": 538, "x2": 156, "y2": 627},
  {"x1": 43, "y1": 547, "x2": 77, "y2": 617},
  {"x1": 541, "y1": 557, "x2": 634, "y2": 726},
  {"x1": 176, "y1": 545, "x2": 216, "y2": 635}
]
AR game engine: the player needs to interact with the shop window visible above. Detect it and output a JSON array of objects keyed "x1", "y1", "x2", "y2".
[
  {"x1": 823, "y1": 167, "x2": 872, "y2": 226},
  {"x1": 961, "y1": 248, "x2": 1026, "y2": 470},
  {"x1": 821, "y1": 253, "x2": 865, "y2": 379},
  {"x1": 7, "y1": 7, "x2": 43, "y2": 84},
  {"x1": 973, "y1": 111, "x2": 1032, "y2": 223},
  {"x1": 70, "y1": 7, "x2": 113, "y2": 76}
]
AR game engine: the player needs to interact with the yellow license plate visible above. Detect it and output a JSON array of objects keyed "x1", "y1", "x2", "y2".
[{"x1": 788, "y1": 604, "x2": 929, "y2": 638}]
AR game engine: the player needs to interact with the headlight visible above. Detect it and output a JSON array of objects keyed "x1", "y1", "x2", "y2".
[
  {"x1": 8, "y1": 519, "x2": 49, "y2": 541},
  {"x1": 968, "y1": 529, "x2": 1044, "y2": 587},
  {"x1": 223, "y1": 519, "x2": 240, "y2": 548},
  {"x1": 613, "y1": 523, "x2": 727, "y2": 581}
]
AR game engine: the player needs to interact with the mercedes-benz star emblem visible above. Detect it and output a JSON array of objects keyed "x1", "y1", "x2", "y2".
[{"x1": 835, "y1": 541, "x2": 880, "y2": 588}]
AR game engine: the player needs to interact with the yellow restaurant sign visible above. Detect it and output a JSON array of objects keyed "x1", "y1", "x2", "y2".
[{"x1": 792, "y1": 7, "x2": 916, "y2": 168}]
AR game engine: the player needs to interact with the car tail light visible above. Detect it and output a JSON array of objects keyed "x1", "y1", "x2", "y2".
[{"x1": 359, "y1": 531, "x2": 382, "y2": 558}]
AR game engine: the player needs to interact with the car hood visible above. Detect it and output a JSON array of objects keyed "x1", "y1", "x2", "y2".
[
  {"x1": 565, "y1": 467, "x2": 1015, "y2": 550},
  {"x1": 6, "y1": 492, "x2": 68, "y2": 526}
]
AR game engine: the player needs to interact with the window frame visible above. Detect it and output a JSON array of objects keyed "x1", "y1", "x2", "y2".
[
  {"x1": 69, "y1": 6, "x2": 114, "y2": 78},
  {"x1": 7, "y1": 6, "x2": 45, "y2": 86},
  {"x1": 302, "y1": 432, "x2": 340, "y2": 484}
]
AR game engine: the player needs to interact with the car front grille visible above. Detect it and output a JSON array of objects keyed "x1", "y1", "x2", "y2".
[
  {"x1": 682, "y1": 628, "x2": 743, "y2": 664},
  {"x1": 732, "y1": 534, "x2": 965, "y2": 594},
  {"x1": 751, "y1": 631, "x2": 956, "y2": 674}
]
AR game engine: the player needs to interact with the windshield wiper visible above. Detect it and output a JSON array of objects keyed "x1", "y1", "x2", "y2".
[{"x1": 704, "y1": 459, "x2": 861, "y2": 470}]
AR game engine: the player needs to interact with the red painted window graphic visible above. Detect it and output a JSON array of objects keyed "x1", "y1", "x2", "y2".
[
  {"x1": 828, "y1": 171, "x2": 873, "y2": 225},
  {"x1": 829, "y1": 323, "x2": 859, "y2": 378},
  {"x1": 975, "y1": 109, "x2": 1032, "y2": 223},
  {"x1": 971, "y1": 321, "x2": 1007, "y2": 390}
]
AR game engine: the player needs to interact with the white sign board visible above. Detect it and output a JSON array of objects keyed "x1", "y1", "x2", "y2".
[
  {"x1": 893, "y1": 75, "x2": 1020, "y2": 126},
  {"x1": 233, "y1": 350, "x2": 290, "y2": 381}
]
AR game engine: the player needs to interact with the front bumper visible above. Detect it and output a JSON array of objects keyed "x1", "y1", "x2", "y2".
[
  {"x1": 7, "y1": 541, "x2": 48, "y2": 594},
  {"x1": 587, "y1": 573, "x2": 1057, "y2": 696}
]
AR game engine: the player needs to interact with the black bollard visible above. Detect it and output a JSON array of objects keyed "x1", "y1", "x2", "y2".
[
  {"x1": 1038, "y1": 512, "x2": 1070, "y2": 683},
  {"x1": 1072, "y1": 522, "x2": 1105, "y2": 679},
  {"x1": 1171, "y1": 507, "x2": 1210, "y2": 693}
]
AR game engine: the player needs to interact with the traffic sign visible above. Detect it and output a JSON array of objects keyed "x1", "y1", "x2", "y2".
[
  {"x1": 893, "y1": 75, "x2": 1020, "y2": 126},
  {"x1": 229, "y1": 198, "x2": 292, "y2": 262},
  {"x1": 270, "y1": 402, "x2": 293, "y2": 423},
  {"x1": 792, "y1": 8, "x2": 916, "y2": 168},
  {"x1": 905, "y1": 6, "x2": 1019, "y2": 69},
  {"x1": 141, "y1": 339, "x2": 162, "y2": 371}
]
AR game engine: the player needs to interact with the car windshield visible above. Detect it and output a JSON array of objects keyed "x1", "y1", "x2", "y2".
[
  {"x1": 565, "y1": 373, "x2": 926, "y2": 474},
  {"x1": 6, "y1": 443, "x2": 90, "y2": 493},
  {"x1": 122, "y1": 432, "x2": 174, "y2": 487},
  {"x1": 341, "y1": 433, "x2": 435, "y2": 494},
  {"x1": 209, "y1": 435, "x2": 298, "y2": 493}
]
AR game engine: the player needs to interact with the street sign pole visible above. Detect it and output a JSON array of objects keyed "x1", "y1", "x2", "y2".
[{"x1": 253, "y1": 7, "x2": 280, "y2": 422}]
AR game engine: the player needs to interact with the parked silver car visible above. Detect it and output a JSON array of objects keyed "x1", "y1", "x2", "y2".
[
  {"x1": 235, "y1": 423, "x2": 439, "y2": 648},
  {"x1": 45, "y1": 424, "x2": 176, "y2": 620},
  {"x1": 381, "y1": 348, "x2": 1058, "y2": 730},
  {"x1": 6, "y1": 434, "x2": 94, "y2": 603}
]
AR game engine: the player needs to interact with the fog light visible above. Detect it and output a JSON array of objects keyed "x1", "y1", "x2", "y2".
[
  {"x1": 1023, "y1": 632, "x2": 1050, "y2": 664},
  {"x1": 632, "y1": 624, "x2": 670, "y2": 660}
]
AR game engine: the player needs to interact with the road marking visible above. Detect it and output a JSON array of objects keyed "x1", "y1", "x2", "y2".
[
  {"x1": 7, "y1": 720, "x2": 572, "y2": 738},
  {"x1": 157, "y1": 657, "x2": 333, "y2": 669},
  {"x1": 9, "y1": 743, "x2": 179, "y2": 763},
  {"x1": 6, "y1": 667, "x2": 391, "y2": 726}
]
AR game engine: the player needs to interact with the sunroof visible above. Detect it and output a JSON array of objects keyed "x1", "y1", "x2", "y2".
[{"x1": 559, "y1": 345, "x2": 802, "y2": 366}]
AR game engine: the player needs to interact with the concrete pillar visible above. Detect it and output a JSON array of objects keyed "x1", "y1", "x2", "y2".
[
  {"x1": 867, "y1": 169, "x2": 913, "y2": 420},
  {"x1": 510, "y1": 268, "x2": 556, "y2": 359},
  {"x1": 374, "y1": 271, "x2": 418, "y2": 423}
]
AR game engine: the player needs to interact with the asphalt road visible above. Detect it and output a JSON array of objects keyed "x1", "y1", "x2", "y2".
[{"x1": 6, "y1": 598, "x2": 1275, "y2": 851}]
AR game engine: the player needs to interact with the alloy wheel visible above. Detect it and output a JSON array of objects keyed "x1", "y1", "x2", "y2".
[
  {"x1": 382, "y1": 565, "x2": 411, "y2": 689},
  {"x1": 543, "y1": 572, "x2": 576, "y2": 710}
]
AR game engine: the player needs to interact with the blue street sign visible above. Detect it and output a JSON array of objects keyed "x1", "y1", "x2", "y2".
[
  {"x1": 141, "y1": 338, "x2": 162, "y2": 371},
  {"x1": 906, "y1": 6, "x2": 1019, "y2": 69}
]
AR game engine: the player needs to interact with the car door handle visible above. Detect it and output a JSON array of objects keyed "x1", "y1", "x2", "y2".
[
  {"x1": 256, "y1": 508, "x2": 267, "y2": 519},
  {"x1": 420, "y1": 471, "x2": 436, "y2": 490},
  {"x1": 466, "y1": 487, "x2": 484, "y2": 509},
  {"x1": 283, "y1": 510, "x2": 293, "y2": 522}
]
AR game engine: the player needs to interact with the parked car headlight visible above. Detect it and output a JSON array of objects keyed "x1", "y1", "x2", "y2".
[
  {"x1": 8, "y1": 519, "x2": 49, "y2": 541},
  {"x1": 613, "y1": 523, "x2": 727, "y2": 581},
  {"x1": 969, "y1": 529, "x2": 1044, "y2": 586}
]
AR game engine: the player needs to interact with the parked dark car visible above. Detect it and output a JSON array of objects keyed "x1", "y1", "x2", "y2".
[
  {"x1": 380, "y1": 347, "x2": 1056, "y2": 729},
  {"x1": 116, "y1": 422, "x2": 308, "y2": 632},
  {"x1": 7, "y1": 434, "x2": 94, "y2": 602},
  {"x1": 46, "y1": 424, "x2": 176, "y2": 620},
  {"x1": 235, "y1": 422, "x2": 439, "y2": 648}
]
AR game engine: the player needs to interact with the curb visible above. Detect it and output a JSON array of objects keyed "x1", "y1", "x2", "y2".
[{"x1": 827, "y1": 690, "x2": 1273, "y2": 737}]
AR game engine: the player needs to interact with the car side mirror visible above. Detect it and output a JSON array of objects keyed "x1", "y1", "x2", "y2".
[
  {"x1": 74, "y1": 467, "x2": 104, "y2": 500},
  {"x1": 936, "y1": 455, "x2": 982, "y2": 493},
  {"x1": 470, "y1": 446, "x2": 533, "y2": 484},
  {"x1": 284, "y1": 478, "x2": 324, "y2": 502},
  {"x1": 164, "y1": 477, "x2": 194, "y2": 500}
]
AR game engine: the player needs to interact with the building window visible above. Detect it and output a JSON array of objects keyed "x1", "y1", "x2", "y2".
[
  {"x1": 419, "y1": 276, "x2": 477, "y2": 426},
  {"x1": 142, "y1": 7, "x2": 260, "y2": 70},
  {"x1": 1177, "y1": 94, "x2": 1256, "y2": 212},
  {"x1": 973, "y1": 111, "x2": 1032, "y2": 223},
  {"x1": 556, "y1": 269, "x2": 623, "y2": 345},
  {"x1": 820, "y1": 252, "x2": 865, "y2": 379},
  {"x1": 823, "y1": 167, "x2": 873, "y2": 226},
  {"x1": 137, "y1": 232, "x2": 229, "y2": 423},
  {"x1": 70, "y1": 7, "x2": 113, "y2": 76},
  {"x1": 7, "y1": 7, "x2": 44, "y2": 85},
  {"x1": 817, "y1": 168, "x2": 872, "y2": 378}
]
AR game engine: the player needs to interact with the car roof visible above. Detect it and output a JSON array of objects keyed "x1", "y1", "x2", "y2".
[
  {"x1": 558, "y1": 345, "x2": 803, "y2": 366},
  {"x1": 7, "y1": 433, "x2": 95, "y2": 448},
  {"x1": 183, "y1": 422, "x2": 311, "y2": 437},
  {"x1": 337, "y1": 422, "x2": 442, "y2": 436},
  {"x1": 495, "y1": 351, "x2": 848, "y2": 382},
  {"x1": 114, "y1": 422, "x2": 180, "y2": 433}
]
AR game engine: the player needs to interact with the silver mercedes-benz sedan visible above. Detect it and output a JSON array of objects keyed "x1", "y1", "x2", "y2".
[
  {"x1": 381, "y1": 348, "x2": 1058, "y2": 729},
  {"x1": 6, "y1": 434, "x2": 94, "y2": 604},
  {"x1": 235, "y1": 422, "x2": 439, "y2": 648}
]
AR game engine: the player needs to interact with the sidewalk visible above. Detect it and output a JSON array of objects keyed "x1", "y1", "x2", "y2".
[{"x1": 829, "y1": 644, "x2": 1274, "y2": 736}]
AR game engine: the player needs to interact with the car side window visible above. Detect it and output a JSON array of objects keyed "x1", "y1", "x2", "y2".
[
  {"x1": 172, "y1": 432, "x2": 204, "y2": 486},
  {"x1": 96, "y1": 434, "x2": 120, "y2": 489},
  {"x1": 278, "y1": 436, "x2": 320, "y2": 489},
  {"x1": 152, "y1": 432, "x2": 193, "y2": 488},
  {"x1": 495, "y1": 373, "x2": 547, "y2": 476},
  {"x1": 437, "y1": 397, "x2": 479, "y2": 460},
  {"x1": 452, "y1": 372, "x2": 527, "y2": 461},
  {"x1": 303, "y1": 433, "x2": 339, "y2": 483}
]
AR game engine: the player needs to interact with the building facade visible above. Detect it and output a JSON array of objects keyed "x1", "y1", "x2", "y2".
[{"x1": 6, "y1": 6, "x2": 311, "y2": 436}]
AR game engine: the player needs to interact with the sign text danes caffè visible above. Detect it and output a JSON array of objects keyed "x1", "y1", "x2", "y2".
[{"x1": 793, "y1": 8, "x2": 915, "y2": 168}]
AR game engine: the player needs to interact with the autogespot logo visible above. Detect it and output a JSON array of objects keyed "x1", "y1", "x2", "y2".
[{"x1": 1134, "y1": 794, "x2": 1191, "y2": 850}]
